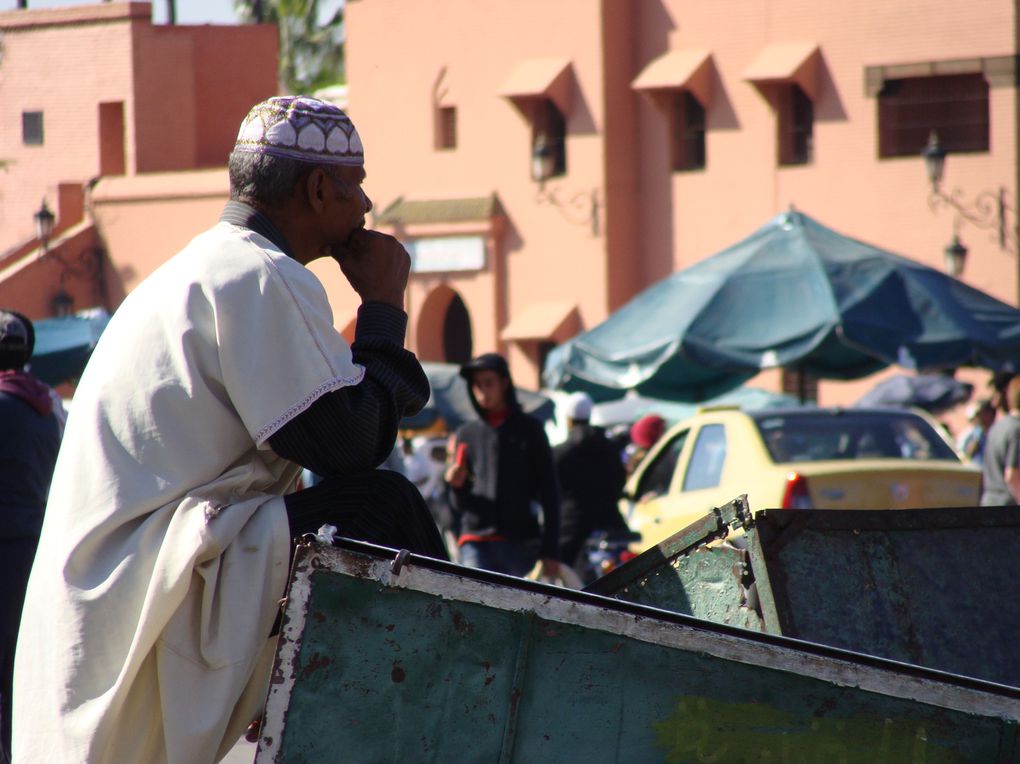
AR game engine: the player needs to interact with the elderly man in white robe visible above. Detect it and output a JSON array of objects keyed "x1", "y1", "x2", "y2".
[{"x1": 13, "y1": 96, "x2": 447, "y2": 764}]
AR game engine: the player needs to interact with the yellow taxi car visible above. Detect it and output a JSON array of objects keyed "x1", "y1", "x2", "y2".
[{"x1": 624, "y1": 406, "x2": 982, "y2": 552}]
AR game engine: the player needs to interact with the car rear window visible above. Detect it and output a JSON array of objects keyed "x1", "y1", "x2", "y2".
[{"x1": 753, "y1": 411, "x2": 959, "y2": 463}]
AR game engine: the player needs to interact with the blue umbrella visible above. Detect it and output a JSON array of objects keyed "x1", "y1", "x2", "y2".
[
  {"x1": 854, "y1": 373, "x2": 974, "y2": 414},
  {"x1": 30, "y1": 311, "x2": 110, "y2": 386},
  {"x1": 545, "y1": 209, "x2": 1020, "y2": 401}
]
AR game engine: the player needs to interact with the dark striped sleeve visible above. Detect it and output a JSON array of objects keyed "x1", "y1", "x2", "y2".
[{"x1": 268, "y1": 301, "x2": 428, "y2": 476}]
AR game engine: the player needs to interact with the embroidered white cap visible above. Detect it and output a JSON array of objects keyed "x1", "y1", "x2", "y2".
[{"x1": 232, "y1": 96, "x2": 364, "y2": 166}]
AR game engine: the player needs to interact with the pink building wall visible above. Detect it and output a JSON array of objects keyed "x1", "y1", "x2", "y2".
[
  {"x1": 1, "y1": 0, "x2": 1013, "y2": 436},
  {"x1": 342, "y1": 0, "x2": 623, "y2": 385},
  {"x1": 0, "y1": 2, "x2": 277, "y2": 324},
  {"x1": 635, "y1": 0, "x2": 1017, "y2": 293},
  {"x1": 0, "y1": 3, "x2": 140, "y2": 250},
  {"x1": 344, "y1": 0, "x2": 1019, "y2": 428}
]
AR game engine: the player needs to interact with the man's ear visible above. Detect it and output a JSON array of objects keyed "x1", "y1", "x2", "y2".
[{"x1": 304, "y1": 167, "x2": 329, "y2": 215}]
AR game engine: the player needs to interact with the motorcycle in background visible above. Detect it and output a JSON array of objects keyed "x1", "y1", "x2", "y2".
[{"x1": 581, "y1": 529, "x2": 641, "y2": 584}]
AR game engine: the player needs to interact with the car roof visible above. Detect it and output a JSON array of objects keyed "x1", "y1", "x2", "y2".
[{"x1": 747, "y1": 406, "x2": 930, "y2": 419}]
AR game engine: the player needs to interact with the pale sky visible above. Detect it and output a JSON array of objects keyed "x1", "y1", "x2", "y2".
[{"x1": 1, "y1": 1, "x2": 342, "y2": 25}]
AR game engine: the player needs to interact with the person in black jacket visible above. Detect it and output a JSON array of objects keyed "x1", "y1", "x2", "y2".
[
  {"x1": 0, "y1": 310, "x2": 61, "y2": 763},
  {"x1": 553, "y1": 392, "x2": 630, "y2": 573},
  {"x1": 445, "y1": 353, "x2": 560, "y2": 578}
]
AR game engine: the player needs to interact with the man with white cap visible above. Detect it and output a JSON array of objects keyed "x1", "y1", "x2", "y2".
[
  {"x1": 13, "y1": 96, "x2": 445, "y2": 764},
  {"x1": 552, "y1": 392, "x2": 630, "y2": 575}
]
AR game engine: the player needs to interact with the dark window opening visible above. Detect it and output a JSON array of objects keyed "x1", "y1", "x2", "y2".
[
  {"x1": 754, "y1": 411, "x2": 958, "y2": 462},
  {"x1": 778, "y1": 85, "x2": 813, "y2": 166},
  {"x1": 436, "y1": 106, "x2": 457, "y2": 150},
  {"x1": 22, "y1": 111, "x2": 44, "y2": 146},
  {"x1": 671, "y1": 91, "x2": 706, "y2": 172},
  {"x1": 442, "y1": 293, "x2": 473, "y2": 364},
  {"x1": 878, "y1": 73, "x2": 989, "y2": 158},
  {"x1": 781, "y1": 367, "x2": 818, "y2": 404},
  {"x1": 532, "y1": 99, "x2": 567, "y2": 178},
  {"x1": 98, "y1": 101, "x2": 126, "y2": 175}
]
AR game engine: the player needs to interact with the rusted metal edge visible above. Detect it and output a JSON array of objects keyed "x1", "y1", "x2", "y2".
[
  {"x1": 255, "y1": 546, "x2": 320, "y2": 762},
  {"x1": 746, "y1": 520, "x2": 784, "y2": 635},
  {"x1": 303, "y1": 540, "x2": 1020, "y2": 723}
]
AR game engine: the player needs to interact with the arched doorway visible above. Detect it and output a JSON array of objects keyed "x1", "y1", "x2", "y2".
[
  {"x1": 416, "y1": 284, "x2": 473, "y2": 363},
  {"x1": 442, "y1": 293, "x2": 472, "y2": 364}
]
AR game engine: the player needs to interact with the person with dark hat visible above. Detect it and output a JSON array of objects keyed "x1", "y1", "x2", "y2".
[
  {"x1": 14, "y1": 97, "x2": 446, "y2": 764},
  {"x1": 445, "y1": 353, "x2": 561, "y2": 578},
  {"x1": 0, "y1": 310, "x2": 61, "y2": 764}
]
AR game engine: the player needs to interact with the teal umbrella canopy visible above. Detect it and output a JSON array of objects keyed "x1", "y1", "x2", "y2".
[
  {"x1": 590, "y1": 386, "x2": 803, "y2": 428},
  {"x1": 401, "y1": 362, "x2": 554, "y2": 431},
  {"x1": 544, "y1": 209, "x2": 1020, "y2": 401},
  {"x1": 29, "y1": 311, "x2": 110, "y2": 386}
]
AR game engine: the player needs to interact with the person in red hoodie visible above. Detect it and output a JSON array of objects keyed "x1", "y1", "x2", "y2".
[{"x1": 0, "y1": 310, "x2": 61, "y2": 763}]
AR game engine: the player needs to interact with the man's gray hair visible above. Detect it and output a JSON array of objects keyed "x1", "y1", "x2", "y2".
[
  {"x1": 228, "y1": 150, "x2": 358, "y2": 206},
  {"x1": 228, "y1": 150, "x2": 315, "y2": 207}
]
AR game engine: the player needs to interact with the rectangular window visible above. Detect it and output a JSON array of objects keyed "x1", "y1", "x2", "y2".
[
  {"x1": 22, "y1": 111, "x2": 44, "y2": 145},
  {"x1": 682, "y1": 424, "x2": 727, "y2": 492},
  {"x1": 436, "y1": 106, "x2": 457, "y2": 150},
  {"x1": 878, "y1": 73, "x2": 989, "y2": 158},
  {"x1": 781, "y1": 367, "x2": 818, "y2": 403},
  {"x1": 532, "y1": 99, "x2": 567, "y2": 178},
  {"x1": 778, "y1": 85, "x2": 813, "y2": 166},
  {"x1": 670, "y1": 91, "x2": 706, "y2": 172},
  {"x1": 98, "y1": 101, "x2": 126, "y2": 175}
]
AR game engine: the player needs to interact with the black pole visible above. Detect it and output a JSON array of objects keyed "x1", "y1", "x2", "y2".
[{"x1": 166, "y1": 0, "x2": 176, "y2": 25}]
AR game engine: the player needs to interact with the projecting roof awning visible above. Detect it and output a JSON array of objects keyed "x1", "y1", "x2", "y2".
[
  {"x1": 501, "y1": 302, "x2": 579, "y2": 342},
  {"x1": 374, "y1": 195, "x2": 504, "y2": 227},
  {"x1": 632, "y1": 49, "x2": 714, "y2": 106},
  {"x1": 498, "y1": 58, "x2": 574, "y2": 115},
  {"x1": 743, "y1": 42, "x2": 821, "y2": 99}
]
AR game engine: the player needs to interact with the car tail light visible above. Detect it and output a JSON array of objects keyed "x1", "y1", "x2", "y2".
[{"x1": 781, "y1": 471, "x2": 814, "y2": 509}]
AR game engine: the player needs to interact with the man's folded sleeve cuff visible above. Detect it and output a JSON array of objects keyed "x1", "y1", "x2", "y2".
[{"x1": 355, "y1": 302, "x2": 407, "y2": 344}]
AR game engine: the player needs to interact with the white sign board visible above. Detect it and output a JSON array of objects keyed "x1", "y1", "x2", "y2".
[{"x1": 406, "y1": 236, "x2": 486, "y2": 273}]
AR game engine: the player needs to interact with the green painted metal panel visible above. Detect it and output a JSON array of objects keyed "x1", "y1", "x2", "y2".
[
  {"x1": 749, "y1": 506, "x2": 1020, "y2": 688},
  {"x1": 257, "y1": 540, "x2": 1020, "y2": 763},
  {"x1": 587, "y1": 496, "x2": 762, "y2": 631},
  {"x1": 600, "y1": 543, "x2": 762, "y2": 631},
  {"x1": 591, "y1": 499, "x2": 1020, "y2": 689}
]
